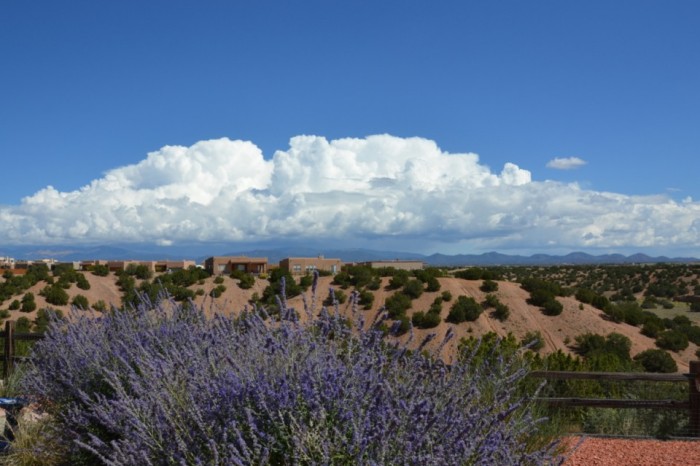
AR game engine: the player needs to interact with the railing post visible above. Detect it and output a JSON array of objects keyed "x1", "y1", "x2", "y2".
[
  {"x1": 690, "y1": 361, "x2": 700, "y2": 437},
  {"x1": 3, "y1": 320, "x2": 14, "y2": 379}
]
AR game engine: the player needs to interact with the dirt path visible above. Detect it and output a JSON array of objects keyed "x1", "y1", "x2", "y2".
[{"x1": 562, "y1": 436, "x2": 700, "y2": 465}]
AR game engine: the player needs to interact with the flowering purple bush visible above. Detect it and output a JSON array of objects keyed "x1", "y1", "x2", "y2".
[{"x1": 19, "y1": 278, "x2": 562, "y2": 465}]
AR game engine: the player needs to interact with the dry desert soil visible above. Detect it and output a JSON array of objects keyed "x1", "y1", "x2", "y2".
[{"x1": 6, "y1": 274, "x2": 699, "y2": 372}]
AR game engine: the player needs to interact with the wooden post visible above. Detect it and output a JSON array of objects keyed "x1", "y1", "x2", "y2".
[
  {"x1": 690, "y1": 361, "x2": 700, "y2": 437},
  {"x1": 3, "y1": 320, "x2": 14, "y2": 379}
]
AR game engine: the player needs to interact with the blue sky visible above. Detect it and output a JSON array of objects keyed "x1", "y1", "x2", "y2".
[{"x1": 1, "y1": 1, "x2": 699, "y2": 256}]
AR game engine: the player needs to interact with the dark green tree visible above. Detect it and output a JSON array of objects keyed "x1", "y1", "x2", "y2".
[
  {"x1": 71, "y1": 294, "x2": 90, "y2": 309},
  {"x1": 634, "y1": 349, "x2": 678, "y2": 373},
  {"x1": 446, "y1": 296, "x2": 482, "y2": 323}
]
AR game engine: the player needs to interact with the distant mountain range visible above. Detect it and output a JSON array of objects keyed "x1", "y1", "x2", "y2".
[{"x1": 1, "y1": 243, "x2": 698, "y2": 266}]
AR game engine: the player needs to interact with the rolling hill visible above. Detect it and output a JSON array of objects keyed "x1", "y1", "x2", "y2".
[{"x1": 4, "y1": 272, "x2": 698, "y2": 373}]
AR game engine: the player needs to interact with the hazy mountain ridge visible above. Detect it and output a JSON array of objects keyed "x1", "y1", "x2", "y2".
[{"x1": 1, "y1": 244, "x2": 698, "y2": 265}]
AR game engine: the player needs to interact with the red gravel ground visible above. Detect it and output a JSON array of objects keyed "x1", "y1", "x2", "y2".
[{"x1": 563, "y1": 436, "x2": 700, "y2": 466}]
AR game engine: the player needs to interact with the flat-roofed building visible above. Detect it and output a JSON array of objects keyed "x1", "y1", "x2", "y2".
[
  {"x1": 279, "y1": 256, "x2": 342, "y2": 275},
  {"x1": 0, "y1": 257, "x2": 15, "y2": 269},
  {"x1": 53, "y1": 261, "x2": 81, "y2": 271},
  {"x1": 204, "y1": 256, "x2": 267, "y2": 275},
  {"x1": 155, "y1": 260, "x2": 196, "y2": 272},
  {"x1": 361, "y1": 260, "x2": 424, "y2": 271},
  {"x1": 106, "y1": 260, "x2": 145, "y2": 273},
  {"x1": 79, "y1": 259, "x2": 110, "y2": 271}
]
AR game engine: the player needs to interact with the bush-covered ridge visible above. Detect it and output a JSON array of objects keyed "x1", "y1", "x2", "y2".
[{"x1": 2, "y1": 263, "x2": 699, "y2": 371}]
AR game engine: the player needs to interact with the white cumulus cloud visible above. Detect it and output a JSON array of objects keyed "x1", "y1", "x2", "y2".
[
  {"x1": 546, "y1": 156, "x2": 587, "y2": 170},
  {"x1": 0, "y1": 134, "x2": 699, "y2": 254}
]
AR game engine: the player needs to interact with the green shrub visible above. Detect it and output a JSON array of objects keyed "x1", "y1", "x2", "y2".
[
  {"x1": 93, "y1": 300, "x2": 108, "y2": 312},
  {"x1": 425, "y1": 276, "x2": 441, "y2": 292},
  {"x1": 9, "y1": 299, "x2": 20, "y2": 310},
  {"x1": 332, "y1": 271, "x2": 351, "y2": 288},
  {"x1": 402, "y1": 279, "x2": 424, "y2": 300},
  {"x1": 633, "y1": 349, "x2": 678, "y2": 373},
  {"x1": 209, "y1": 284, "x2": 227, "y2": 298},
  {"x1": 232, "y1": 272, "x2": 255, "y2": 290},
  {"x1": 575, "y1": 332, "x2": 632, "y2": 363},
  {"x1": 125, "y1": 264, "x2": 153, "y2": 280},
  {"x1": 367, "y1": 277, "x2": 381, "y2": 291},
  {"x1": 21, "y1": 292, "x2": 37, "y2": 313},
  {"x1": 542, "y1": 299, "x2": 563, "y2": 316},
  {"x1": 41, "y1": 285, "x2": 70, "y2": 306},
  {"x1": 480, "y1": 279, "x2": 498, "y2": 293},
  {"x1": 91, "y1": 264, "x2": 110, "y2": 277},
  {"x1": 441, "y1": 291, "x2": 452, "y2": 302},
  {"x1": 299, "y1": 274, "x2": 313, "y2": 290},
  {"x1": 76, "y1": 274, "x2": 91, "y2": 290},
  {"x1": 323, "y1": 289, "x2": 347, "y2": 306},
  {"x1": 482, "y1": 294, "x2": 499, "y2": 308},
  {"x1": 527, "y1": 289, "x2": 555, "y2": 307},
  {"x1": 641, "y1": 320, "x2": 664, "y2": 338},
  {"x1": 392, "y1": 315, "x2": 411, "y2": 336},
  {"x1": 71, "y1": 294, "x2": 89, "y2": 310},
  {"x1": 411, "y1": 310, "x2": 441, "y2": 329},
  {"x1": 446, "y1": 296, "x2": 482, "y2": 324},
  {"x1": 655, "y1": 330, "x2": 689, "y2": 352},
  {"x1": 493, "y1": 302, "x2": 511, "y2": 321},
  {"x1": 575, "y1": 288, "x2": 596, "y2": 304},
  {"x1": 522, "y1": 331, "x2": 545, "y2": 351},
  {"x1": 34, "y1": 308, "x2": 64, "y2": 333},
  {"x1": 358, "y1": 289, "x2": 374, "y2": 310},
  {"x1": 387, "y1": 270, "x2": 410, "y2": 290},
  {"x1": 455, "y1": 268, "x2": 485, "y2": 280},
  {"x1": 591, "y1": 295, "x2": 609, "y2": 311},
  {"x1": 641, "y1": 298, "x2": 657, "y2": 309},
  {"x1": 659, "y1": 299, "x2": 674, "y2": 310},
  {"x1": 384, "y1": 292, "x2": 412, "y2": 318}
]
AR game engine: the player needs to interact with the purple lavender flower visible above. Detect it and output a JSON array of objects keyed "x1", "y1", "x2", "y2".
[{"x1": 18, "y1": 287, "x2": 562, "y2": 465}]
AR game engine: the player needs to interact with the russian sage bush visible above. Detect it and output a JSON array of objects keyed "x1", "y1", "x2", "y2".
[{"x1": 19, "y1": 278, "x2": 562, "y2": 465}]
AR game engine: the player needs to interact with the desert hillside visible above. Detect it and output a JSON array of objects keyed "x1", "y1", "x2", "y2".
[{"x1": 3, "y1": 271, "x2": 698, "y2": 372}]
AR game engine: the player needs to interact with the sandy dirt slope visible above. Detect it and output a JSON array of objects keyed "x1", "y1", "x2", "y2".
[{"x1": 3, "y1": 274, "x2": 698, "y2": 371}]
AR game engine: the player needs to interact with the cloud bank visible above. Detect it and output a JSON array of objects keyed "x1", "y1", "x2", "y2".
[
  {"x1": 1, "y1": 135, "x2": 699, "y2": 254},
  {"x1": 547, "y1": 156, "x2": 587, "y2": 170}
]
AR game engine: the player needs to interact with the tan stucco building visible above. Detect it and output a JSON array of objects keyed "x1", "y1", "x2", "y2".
[
  {"x1": 360, "y1": 260, "x2": 424, "y2": 271},
  {"x1": 279, "y1": 256, "x2": 342, "y2": 275},
  {"x1": 204, "y1": 256, "x2": 268, "y2": 275}
]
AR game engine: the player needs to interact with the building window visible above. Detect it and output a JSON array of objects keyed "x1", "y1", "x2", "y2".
[{"x1": 293, "y1": 265, "x2": 302, "y2": 272}]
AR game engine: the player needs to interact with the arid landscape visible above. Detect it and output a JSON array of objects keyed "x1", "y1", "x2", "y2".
[
  {"x1": 4, "y1": 265, "x2": 699, "y2": 372},
  {"x1": 4, "y1": 2, "x2": 700, "y2": 463},
  {"x1": 3, "y1": 261, "x2": 700, "y2": 464}
]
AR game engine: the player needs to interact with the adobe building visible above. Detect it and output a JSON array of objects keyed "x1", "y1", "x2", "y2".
[
  {"x1": 360, "y1": 260, "x2": 424, "y2": 271},
  {"x1": 106, "y1": 260, "x2": 151, "y2": 273},
  {"x1": 279, "y1": 256, "x2": 342, "y2": 275},
  {"x1": 204, "y1": 256, "x2": 268, "y2": 275},
  {"x1": 0, "y1": 256, "x2": 15, "y2": 269},
  {"x1": 155, "y1": 260, "x2": 196, "y2": 272}
]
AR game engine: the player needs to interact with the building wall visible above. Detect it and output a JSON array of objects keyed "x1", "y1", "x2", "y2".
[
  {"x1": 155, "y1": 260, "x2": 196, "y2": 272},
  {"x1": 280, "y1": 257, "x2": 342, "y2": 275},
  {"x1": 0, "y1": 257, "x2": 15, "y2": 268},
  {"x1": 363, "y1": 260, "x2": 424, "y2": 271},
  {"x1": 204, "y1": 256, "x2": 268, "y2": 275}
]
